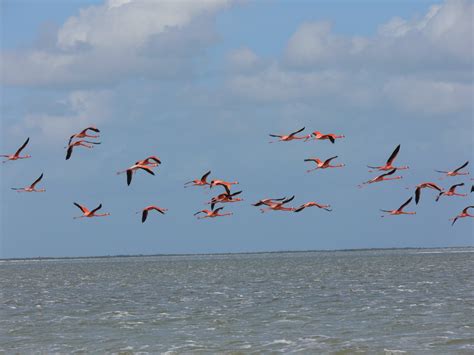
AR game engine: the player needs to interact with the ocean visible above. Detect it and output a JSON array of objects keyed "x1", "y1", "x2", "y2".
[{"x1": 1, "y1": 248, "x2": 473, "y2": 353}]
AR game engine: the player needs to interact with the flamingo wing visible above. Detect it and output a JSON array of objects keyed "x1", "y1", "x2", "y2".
[
  {"x1": 282, "y1": 195, "x2": 295, "y2": 204},
  {"x1": 462, "y1": 206, "x2": 474, "y2": 214},
  {"x1": 230, "y1": 190, "x2": 242, "y2": 197},
  {"x1": 269, "y1": 134, "x2": 282, "y2": 138},
  {"x1": 398, "y1": 197, "x2": 412, "y2": 211},
  {"x1": 294, "y1": 205, "x2": 306, "y2": 212},
  {"x1": 213, "y1": 207, "x2": 224, "y2": 213},
  {"x1": 324, "y1": 156, "x2": 338, "y2": 165},
  {"x1": 73, "y1": 202, "x2": 89, "y2": 213},
  {"x1": 151, "y1": 206, "x2": 166, "y2": 214},
  {"x1": 194, "y1": 210, "x2": 205, "y2": 216},
  {"x1": 451, "y1": 217, "x2": 459, "y2": 226},
  {"x1": 65, "y1": 145, "x2": 74, "y2": 160},
  {"x1": 386, "y1": 144, "x2": 400, "y2": 165},
  {"x1": 30, "y1": 173, "x2": 44, "y2": 188},
  {"x1": 201, "y1": 170, "x2": 211, "y2": 182},
  {"x1": 85, "y1": 126, "x2": 100, "y2": 133},
  {"x1": 127, "y1": 169, "x2": 133, "y2": 185},
  {"x1": 138, "y1": 166, "x2": 155, "y2": 175},
  {"x1": 453, "y1": 161, "x2": 469, "y2": 173},
  {"x1": 415, "y1": 187, "x2": 421, "y2": 204},
  {"x1": 449, "y1": 182, "x2": 464, "y2": 191},
  {"x1": 380, "y1": 169, "x2": 397, "y2": 178},
  {"x1": 326, "y1": 135, "x2": 335, "y2": 143},
  {"x1": 289, "y1": 127, "x2": 305, "y2": 137},
  {"x1": 142, "y1": 209, "x2": 149, "y2": 223},
  {"x1": 90, "y1": 204, "x2": 103, "y2": 214},
  {"x1": 426, "y1": 183, "x2": 443, "y2": 191},
  {"x1": 15, "y1": 137, "x2": 30, "y2": 156}
]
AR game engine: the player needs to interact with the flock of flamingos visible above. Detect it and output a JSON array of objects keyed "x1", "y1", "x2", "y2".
[{"x1": 2, "y1": 126, "x2": 473, "y2": 225}]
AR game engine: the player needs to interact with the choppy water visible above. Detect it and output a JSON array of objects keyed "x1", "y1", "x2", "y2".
[{"x1": 1, "y1": 248, "x2": 473, "y2": 353}]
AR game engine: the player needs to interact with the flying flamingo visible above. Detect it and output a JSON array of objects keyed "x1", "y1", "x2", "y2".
[
  {"x1": 305, "y1": 156, "x2": 345, "y2": 173},
  {"x1": 435, "y1": 161, "x2": 469, "y2": 178},
  {"x1": 308, "y1": 131, "x2": 345, "y2": 143},
  {"x1": 380, "y1": 197, "x2": 416, "y2": 217},
  {"x1": 138, "y1": 205, "x2": 168, "y2": 223},
  {"x1": 66, "y1": 140, "x2": 101, "y2": 160},
  {"x1": 185, "y1": 170, "x2": 211, "y2": 188},
  {"x1": 73, "y1": 202, "x2": 110, "y2": 219},
  {"x1": 117, "y1": 163, "x2": 156, "y2": 186},
  {"x1": 252, "y1": 197, "x2": 287, "y2": 206},
  {"x1": 209, "y1": 190, "x2": 243, "y2": 209},
  {"x1": 194, "y1": 207, "x2": 233, "y2": 219},
  {"x1": 450, "y1": 206, "x2": 474, "y2": 226},
  {"x1": 359, "y1": 169, "x2": 402, "y2": 188},
  {"x1": 135, "y1": 156, "x2": 161, "y2": 167},
  {"x1": 367, "y1": 144, "x2": 408, "y2": 172},
  {"x1": 435, "y1": 183, "x2": 466, "y2": 202},
  {"x1": 257, "y1": 196, "x2": 296, "y2": 213},
  {"x1": 68, "y1": 127, "x2": 100, "y2": 145},
  {"x1": 269, "y1": 127, "x2": 309, "y2": 143},
  {"x1": 210, "y1": 179, "x2": 239, "y2": 193},
  {"x1": 11, "y1": 173, "x2": 45, "y2": 193},
  {"x1": 1, "y1": 137, "x2": 31, "y2": 162},
  {"x1": 294, "y1": 201, "x2": 332, "y2": 212},
  {"x1": 412, "y1": 182, "x2": 443, "y2": 204}
]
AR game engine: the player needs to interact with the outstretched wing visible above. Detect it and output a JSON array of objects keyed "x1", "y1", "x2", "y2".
[
  {"x1": 84, "y1": 126, "x2": 100, "y2": 133},
  {"x1": 324, "y1": 156, "x2": 338, "y2": 165},
  {"x1": 139, "y1": 166, "x2": 155, "y2": 175},
  {"x1": 214, "y1": 207, "x2": 224, "y2": 213},
  {"x1": 282, "y1": 195, "x2": 295, "y2": 204},
  {"x1": 288, "y1": 127, "x2": 305, "y2": 137},
  {"x1": 462, "y1": 206, "x2": 474, "y2": 214},
  {"x1": 30, "y1": 173, "x2": 44, "y2": 188},
  {"x1": 294, "y1": 205, "x2": 305, "y2": 212},
  {"x1": 15, "y1": 137, "x2": 30, "y2": 156},
  {"x1": 380, "y1": 169, "x2": 397, "y2": 178},
  {"x1": 449, "y1": 182, "x2": 464, "y2": 192},
  {"x1": 90, "y1": 204, "x2": 103, "y2": 214},
  {"x1": 73, "y1": 202, "x2": 88, "y2": 213},
  {"x1": 230, "y1": 190, "x2": 242, "y2": 197},
  {"x1": 65, "y1": 145, "x2": 74, "y2": 160},
  {"x1": 453, "y1": 161, "x2": 469, "y2": 173},
  {"x1": 200, "y1": 170, "x2": 211, "y2": 182},
  {"x1": 127, "y1": 169, "x2": 133, "y2": 186},
  {"x1": 398, "y1": 197, "x2": 412, "y2": 210},
  {"x1": 415, "y1": 187, "x2": 421, "y2": 204},
  {"x1": 142, "y1": 209, "x2": 149, "y2": 223},
  {"x1": 386, "y1": 144, "x2": 400, "y2": 165},
  {"x1": 269, "y1": 134, "x2": 282, "y2": 138}
]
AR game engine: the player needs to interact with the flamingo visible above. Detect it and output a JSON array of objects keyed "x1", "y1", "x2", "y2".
[
  {"x1": 210, "y1": 179, "x2": 239, "y2": 193},
  {"x1": 305, "y1": 156, "x2": 345, "y2": 173},
  {"x1": 413, "y1": 182, "x2": 443, "y2": 204},
  {"x1": 209, "y1": 190, "x2": 243, "y2": 209},
  {"x1": 308, "y1": 131, "x2": 345, "y2": 143},
  {"x1": 294, "y1": 201, "x2": 332, "y2": 212},
  {"x1": 73, "y1": 202, "x2": 110, "y2": 219},
  {"x1": 435, "y1": 183, "x2": 466, "y2": 202},
  {"x1": 11, "y1": 173, "x2": 45, "y2": 193},
  {"x1": 252, "y1": 197, "x2": 287, "y2": 206},
  {"x1": 1, "y1": 137, "x2": 31, "y2": 162},
  {"x1": 135, "y1": 156, "x2": 161, "y2": 167},
  {"x1": 68, "y1": 127, "x2": 100, "y2": 145},
  {"x1": 367, "y1": 145, "x2": 408, "y2": 172},
  {"x1": 66, "y1": 140, "x2": 101, "y2": 160},
  {"x1": 435, "y1": 161, "x2": 469, "y2": 178},
  {"x1": 184, "y1": 170, "x2": 211, "y2": 188},
  {"x1": 138, "y1": 205, "x2": 168, "y2": 223},
  {"x1": 269, "y1": 127, "x2": 309, "y2": 143},
  {"x1": 380, "y1": 197, "x2": 416, "y2": 217},
  {"x1": 194, "y1": 207, "x2": 233, "y2": 219},
  {"x1": 450, "y1": 206, "x2": 474, "y2": 226},
  {"x1": 257, "y1": 196, "x2": 296, "y2": 213},
  {"x1": 359, "y1": 169, "x2": 402, "y2": 188},
  {"x1": 117, "y1": 163, "x2": 156, "y2": 186}
]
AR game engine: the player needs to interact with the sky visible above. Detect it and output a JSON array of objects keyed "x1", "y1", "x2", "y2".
[{"x1": 1, "y1": 0, "x2": 472, "y2": 258}]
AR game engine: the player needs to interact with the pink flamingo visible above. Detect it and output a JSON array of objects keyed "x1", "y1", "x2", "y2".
[
  {"x1": 294, "y1": 201, "x2": 332, "y2": 212},
  {"x1": 450, "y1": 206, "x2": 474, "y2": 226},
  {"x1": 117, "y1": 163, "x2": 156, "y2": 186},
  {"x1": 269, "y1": 127, "x2": 309, "y2": 143},
  {"x1": 194, "y1": 207, "x2": 233, "y2": 219},
  {"x1": 256, "y1": 196, "x2": 296, "y2": 213},
  {"x1": 380, "y1": 197, "x2": 416, "y2": 217},
  {"x1": 185, "y1": 170, "x2": 211, "y2": 188},
  {"x1": 1, "y1": 138, "x2": 31, "y2": 162},
  {"x1": 73, "y1": 202, "x2": 110, "y2": 219},
  {"x1": 308, "y1": 131, "x2": 344, "y2": 143},
  {"x1": 305, "y1": 156, "x2": 345, "y2": 173},
  {"x1": 368, "y1": 144, "x2": 408, "y2": 172},
  {"x1": 138, "y1": 205, "x2": 168, "y2": 223},
  {"x1": 435, "y1": 161, "x2": 469, "y2": 178},
  {"x1": 435, "y1": 183, "x2": 466, "y2": 202},
  {"x1": 68, "y1": 127, "x2": 100, "y2": 145},
  {"x1": 413, "y1": 182, "x2": 443, "y2": 204},
  {"x1": 359, "y1": 169, "x2": 402, "y2": 188},
  {"x1": 11, "y1": 173, "x2": 45, "y2": 193},
  {"x1": 66, "y1": 140, "x2": 101, "y2": 160}
]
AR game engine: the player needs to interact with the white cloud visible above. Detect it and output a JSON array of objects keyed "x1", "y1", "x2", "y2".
[
  {"x1": 2, "y1": 0, "x2": 231, "y2": 87},
  {"x1": 228, "y1": 0, "x2": 473, "y2": 115}
]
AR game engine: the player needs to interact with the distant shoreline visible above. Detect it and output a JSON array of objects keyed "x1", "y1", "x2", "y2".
[{"x1": 1, "y1": 246, "x2": 473, "y2": 262}]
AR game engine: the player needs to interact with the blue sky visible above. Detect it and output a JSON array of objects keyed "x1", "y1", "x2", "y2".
[{"x1": 1, "y1": 0, "x2": 472, "y2": 258}]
